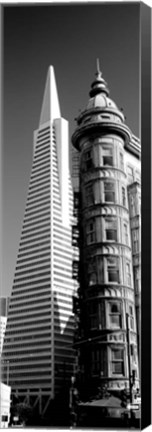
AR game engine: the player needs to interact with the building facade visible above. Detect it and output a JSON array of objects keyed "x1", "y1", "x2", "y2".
[
  {"x1": 2, "y1": 67, "x2": 79, "y2": 416},
  {"x1": 72, "y1": 63, "x2": 140, "y2": 398}
]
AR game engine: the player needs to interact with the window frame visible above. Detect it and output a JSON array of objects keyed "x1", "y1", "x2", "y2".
[
  {"x1": 105, "y1": 217, "x2": 117, "y2": 242},
  {"x1": 104, "y1": 181, "x2": 115, "y2": 203},
  {"x1": 84, "y1": 149, "x2": 93, "y2": 170},
  {"x1": 129, "y1": 304, "x2": 134, "y2": 330},
  {"x1": 127, "y1": 165, "x2": 134, "y2": 184},
  {"x1": 85, "y1": 184, "x2": 94, "y2": 206},
  {"x1": 108, "y1": 302, "x2": 122, "y2": 328},
  {"x1": 89, "y1": 302, "x2": 98, "y2": 330},
  {"x1": 106, "y1": 256, "x2": 119, "y2": 283},
  {"x1": 120, "y1": 152, "x2": 124, "y2": 170},
  {"x1": 86, "y1": 219, "x2": 96, "y2": 244},
  {"x1": 124, "y1": 223, "x2": 129, "y2": 245},
  {"x1": 111, "y1": 348, "x2": 124, "y2": 376},
  {"x1": 132, "y1": 228, "x2": 139, "y2": 253},
  {"x1": 102, "y1": 146, "x2": 113, "y2": 167},
  {"x1": 122, "y1": 186, "x2": 126, "y2": 207},
  {"x1": 126, "y1": 262, "x2": 131, "y2": 286}
]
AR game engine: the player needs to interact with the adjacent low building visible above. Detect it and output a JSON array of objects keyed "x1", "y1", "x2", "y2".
[{"x1": 0, "y1": 382, "x2": 11, "y2": 428}]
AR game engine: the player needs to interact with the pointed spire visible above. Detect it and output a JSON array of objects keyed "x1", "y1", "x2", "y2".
[
  {"x1": 89, "y1": 59, "x2": 109, "y2": 97},
  {"x1": 39, "y1": 66, "x2": 61, "y2": 127},
  {"x1": 96, "y1": 57, "x2": 102, "y2": 78}
]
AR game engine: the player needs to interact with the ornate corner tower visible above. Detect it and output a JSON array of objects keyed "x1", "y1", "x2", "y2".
[{"x1": 72, "y1": 61, "x2": 140, "y2": 397}]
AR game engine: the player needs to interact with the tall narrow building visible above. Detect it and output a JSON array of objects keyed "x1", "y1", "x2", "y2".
[
  {"x1": 2, "y1": 67, "x2": 78, "y2": 416},
  {"x1": 72, "y1": 63, "x2": 140, "y2": 398}
]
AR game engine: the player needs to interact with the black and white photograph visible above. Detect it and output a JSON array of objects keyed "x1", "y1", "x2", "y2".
[{"x1": 0, "y1": 2, "x2": 151, "y2": 430}]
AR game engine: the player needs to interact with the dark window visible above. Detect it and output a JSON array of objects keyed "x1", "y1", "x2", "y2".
[
  {"x1": 126, "y1": 263, "x2": 131, "y2": 286},
  {"x1": 124, "y1": 223, "x2": 129, "y2": 245},
  {"x1": 86, "y1": 219, "x2": 95, "y2": 244},
  {"x1": 104, "y1": 182, "x2": 115, "y2": 202},
  {"x1": 132, "y1": 229, "x2": 139, "y2": 253},
  {"x1": 107, "y1": 257, "x2": 119, "y2": 283},
  {"x1": 102, "y1": 147, "x2": 113, "y2": 166},
  {"x1": 89, "y1": 303, "x2": 98, "y2": 329},
  {"x1": 84, "y1": 150, "x2": 93, "y2": 170},
  {"x1": 130, "y1": 195, "x2": 135, "y2": 217},
  {"x1": 91, "y1": 349, "x2": 104, "y2": 374},
  {"x1": 73, "y1": 191, "x2": 79, "y2": 217},
  {"x1": 111, "y1": 349, "x2": 124, "y2": 375},
  {"x1": 120, "y1": 153, "x2": 124, "y2": 170},
  {"x1": 2, "y1": 416, "x2": 8, "y2": 422},
  {"x1": 129, "y1": 305, "x2": 134, "y2": 330},
  {"x1": 105, "y1": 218, "x2": 117, "y2": 241},
  {"x1": 127, "y1": 166, "x2": 134, "y2": 184},
  {"x1": 106, "y1": 230, "x2": 117, "y2": 241},
  {"x1": 109, "y1": 303, "x2": 121, "y2": 327},
  {"x1": 88, "y1": 272, "x2": 97, "y2": 286},
  {"x1": 122, "y1": 187, "x2": 126, "y2": 206},
  {"x1": 86, "y1": 184, "x2": 94, "y2": 206}
]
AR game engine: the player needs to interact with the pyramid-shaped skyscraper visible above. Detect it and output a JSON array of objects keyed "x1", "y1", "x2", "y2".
[{"x1": 2, "y1": 67, "x2": 79, "y2": 416}]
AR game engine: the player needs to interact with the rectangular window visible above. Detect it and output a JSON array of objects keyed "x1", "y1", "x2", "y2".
[
  {"x1": 135, "y1": 278, "x2": 140, "y2": 295},
  {"x1": 73, "y1": 191, "x2": 79, "y2": 217},
  {"x1": 111, "y1": 349, "x2": 124, "y2": 375},
  {"x1": 84, "y1": 150, "x2": 93, "y2": 170},
  {"x1": 132, "y1": 229, "x2": 139, "y2": 253},
  {"x1": 104, "y1": 182, "x2": 115, "y2": 202},
  {"x1": 130, "y1": 345, "x2": 137, "y2": 363},
  {"x1": 127, "y1": 166, "x2": 134, "y2": 184},
  {"x1": 122, "y1": 187, "x2": 126, "y2": 206},
  {"x1": 105, "y1": 218, "x2": 117, "y2": 241},
  {"x1": 90, "y1": 303, "x2": 98, "y2": 329},
  {"x1": 86, "y1": 184, "x2": 94, "y2": 206},
  {"x1": 88, "y1": 271, "x2": 97, "y2": 286},
  {"x1": 86, "y1": 219, "x2": 95, "y2": 244},
  {"x1": 109, "y1": 302, "x2": 122, "y2": 328},
  {"x1": 130, "y1": 195, "x2": 135, "y2": 217},
  {"x1": 88, "y1": 260, "x2": 97, "y2": 286},
  {"x1": 129, "y1": 305, "x2": 134, "y2": 330},
  {"x1": 102, "y1": 147, "x2": 113, "y2": 166},
  {"x1": 124, "y1": 223, "x2": 129, "y2": 245},
  {"x1": 107, "y1": 257, "x2": 119, "y2": 283},
  {"x1": 91, "y1": 348, "x2": 104, "y2": 375},
  {"x1": 2, "y1": 416, "x2": 8, "y2": 422},
  {"x1": 126, "y1": 262, "x2": 131, "y2": 286},
  {"x1": 120, "y1": 153, "x2": 124, "y2": 170}
]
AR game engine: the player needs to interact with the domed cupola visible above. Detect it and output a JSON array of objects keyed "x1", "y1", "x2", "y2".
[{"x1": 72, "y1": 59, "x2": 132, "y2": 150}]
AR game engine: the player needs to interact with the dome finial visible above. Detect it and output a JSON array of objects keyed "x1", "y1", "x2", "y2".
[{"x1": 96, "y1": 58, "x2": 101, "y2": 76}]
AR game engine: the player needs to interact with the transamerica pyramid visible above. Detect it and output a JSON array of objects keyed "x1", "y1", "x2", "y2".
[{"x1": 2, "y1": 66, "x2": 79, "y2": 418}]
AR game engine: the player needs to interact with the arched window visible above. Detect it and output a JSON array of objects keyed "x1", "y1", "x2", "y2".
[{"x1": 111, "y1": 304, "x2": 119, "y2": 313}]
